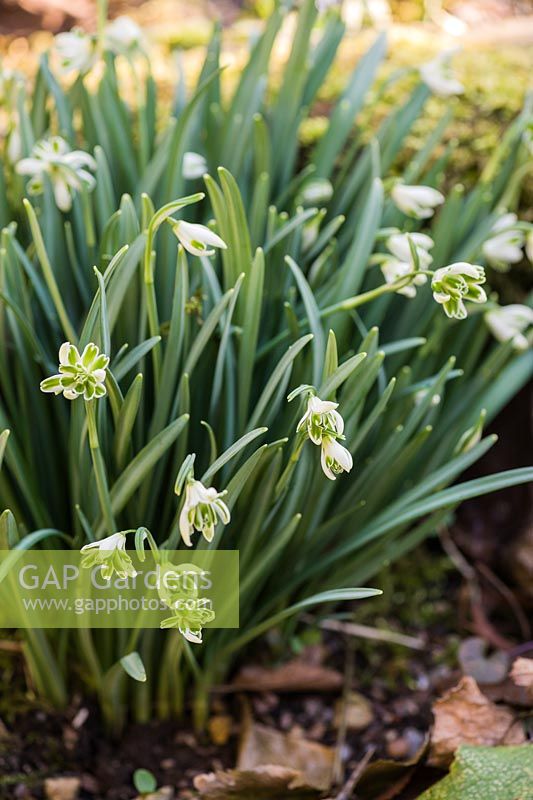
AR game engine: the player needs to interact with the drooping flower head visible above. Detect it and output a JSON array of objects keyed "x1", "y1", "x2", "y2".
[
  {"x1": 391, "y1": 184, "x2": 444, "y2": 219},
  {"x1": 178, "y1": 480, "x2": 230, "y2": 547},
  {"x1": 291, "y1": 388, "x2": 353, "y2": 481},
  {"x1": 105, "y1": 16, "x2": 146, "y2": 56},
  {"x1": 380, "y1": 232, "x2": 433, "y2": 298},
  {"x1": 16, "y1": 136, "x2": 96, "y2": 212},
  {"x1": 80, "y1": 532, "x2": 137, "y2": 581},
  {"x1": 40, "y1": 342, "x2": 109, "y2": 401},
  {"x1": 431, "y1": 262, "x2": 487, "y2": 320},
  {"x1": 420, "y1": 52, "x2": 464, "y2": 97},
  {"x1": 482, "y1": 213, "x2": 526, "y2": 272},
  {"x1": 158, "y1": 562, "x2": 215, "y2": 644},
  {"x1": 175, "y1": 456, "x2": 230, "y2": 547},
  {"x1": 54, "y1": 28, "x2": 97, "y2": 76},
  {"x1": 170, "y1": 219, "x2": 227, "y2": 257},
  {"x1": 183, "y1": 152, "x2": 208, "y2": 180},
  {"x1": 321, "y1": 435, "x2": 353, "y2": 481},
  {"x1": 297, "y1": 394, "x2": 344, "y2": 445},
  {"x1": 485, "y1": 304, "x2": 533, "y2": 351}
]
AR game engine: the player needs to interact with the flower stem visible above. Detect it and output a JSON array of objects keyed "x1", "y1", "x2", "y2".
[{"x1": 85, "y1": 400, "x2": 115, "y2": 534}]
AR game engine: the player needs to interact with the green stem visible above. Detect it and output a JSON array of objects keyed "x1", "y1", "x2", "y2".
[
  {"x1": 85, "y1": 400, "x2": 115, "y2": 534},
  {"x1": 96, "y1": 0, "x2": 108, "y2": 50}
]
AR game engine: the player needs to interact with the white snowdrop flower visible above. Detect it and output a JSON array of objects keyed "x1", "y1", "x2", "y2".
[
  {"x1": 80, "y1": 532, "x2": 137, "y2": 581},
  {"x1": 16, "y1": 136, "x2": 96, "y2": 212},
  {"x1": 297, "y1": 395, "x2": 344, "y2": 445},
  {"x1": 54, "y1": 28, "x2": 97, "y2": 76},
  {"x1": 482, "y1": 213, "x2": 525, "y2": 272},
  {"x1": 485, "y1": 305, "x2": 533, "y2": 351},
  {"x1": 391, "y1": 184, "x2": 445, "y2": 219},
  {"x1": 183, "y1": 151, "x2": 208, "y2": 180},
  {"x1": 381, "y1": 258, "x2": 427, "y2": 299},
  {"x1": 40, "y1": 342, "x2": 109, "y2": 401},
  {"x1": 299, "y1": 178, "x2": 333, "y2": 206},
  {"x1": 179, "y1": 480, "x2": 230, "y2": 547},
  {"x1": 431, "y1": 262, "x2": 487, "y2": 320},
  {"x1": 420, "y1": 52, "x2": 464, "y2": 97},
  {"x1": 320, "y1": 436, "x2": 353, "y2": 481},
  {"x1": 105, "y1": 16, "x2": 146, "y2": 56},
  {"x1": 170, "y1": 220, "x2": 227, "y2": 257},
  {"x1": 386, "y1": 232, "x2": 434, "y2": 270}
]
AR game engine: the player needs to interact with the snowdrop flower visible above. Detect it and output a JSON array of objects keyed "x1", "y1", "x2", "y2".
[
  {"x1": 80, "y1": 532, "x2": 137, "y2": 581},
  {"x1": 183, "y1": 152, "x2": 207, "y2": 180},
  {"x1": 40, "y1": 342, "x2": 109, "y2": 401},
  {"x1": 420, "y1": 52, "x2": 464, "y2": 97},
  {"x1": 386, "y1": 232, "x2": 434, "y2": 270},
  {"x1": 321, "y1": 436, "x2": 353, "y2": 481},
  {"x1": 299, "y1": 178, "x2": 333, "y2": 207},
  {"x1": 482, "y1": 213, "x2": 525, "y2": 272},
  {"x1": 54, "y1": 28, "x2": 97, "y2": 76},
  {"x1": 431, "y1": 262, "x2": 487, "y2": 320},
  {"x1": 105, "y1": 16, "x2": 146, "y2": 56},
  {"x1": 16, "y1": 136, "x2": 96, "y2": 212},
  {"x1": 297, "y1": 395, "x2": 344, "y2": 445},
  {"x1": 161, "y1": 605, "x2": 215, "y2": 643},
  {"x1": 179, "y1": 479, "x2": 230, "y2": 547},
  {"x1": 380, "y1": 233, "x2": 433, "y2": 298},
  {"x1": 170, "y1": 220, "x2": 227, "y2": 257},
  {"x1": 381, "y1": 259, "x2": 428, "y2": 299},
  {"x1": 292, "y1": 390, "x2": 352, "y2": 480},
  {"x1": 391, "y1": 184, "x2": 444, "y2": 220},
  {"x1": 485, "y1": 304, "x2": 533, "y2": 351}
]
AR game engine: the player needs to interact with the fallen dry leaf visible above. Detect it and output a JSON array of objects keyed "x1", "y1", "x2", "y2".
[
  {"x1": 238, "y1": 719, "x2": 335, "y2": 791},
  {"x1": 44, "y1": 777, "x2": 80, "y2": 800},
  {"x1": 510, "y1": 657, "x2": 533, "y2": 698},
  {"x1": 194, "y1": 766, "x2": 322, "y2": 798},
  {"x1": 428, "y1": 676, "x2": 525, "y2": 767},
  {"x1": 232, "y1": 658, "x2": 343, "y2": 693}
]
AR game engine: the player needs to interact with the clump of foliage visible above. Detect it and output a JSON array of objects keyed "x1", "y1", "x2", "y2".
[{"x1": 0, "y1": 0, "x2": 532, "y2": 729}]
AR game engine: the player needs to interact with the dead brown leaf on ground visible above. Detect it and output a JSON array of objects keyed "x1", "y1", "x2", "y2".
[
  {"x1": 194, "y1": 766, "x2": 322, "y2": 798},
  {"x1": 238, "y1": 718, "x2": 335, "y2": 791},
  {"x1": 231, "y1": 655, "x2": 343, "y2": 693},
  {"x1": 428, "y1": 675, "x2": 526, "y2": 767}
]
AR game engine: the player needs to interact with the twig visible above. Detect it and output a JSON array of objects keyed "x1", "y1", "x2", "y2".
[
  {"x1": 476, "y1": 562, "x2": 531, "y2": 641},
  {"x1": 334, "y1": 746, "x2": 376, "y2": 800},
  {"x1": 307, "y1": 616, "x2": 426, "y2": 651}
]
